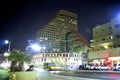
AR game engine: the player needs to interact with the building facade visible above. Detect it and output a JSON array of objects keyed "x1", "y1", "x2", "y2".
[
  {"x1": 89, "y1": 17, "x2": 120, "y2": 66},
  {"x1": 32, "y1": 53, "x2": 82, "y2": 67},
  {"x1": 32, "y1": 9, "x2": 89, "y2": 67},
  {"x1": 91, "y1": 22, "x2": 113, "y2": 51},
  {"x1": 36, "y1": 9, "x2": 78, "y2": 53},
  {"x1": 91, "y1": 17, "x2": 120, "y2": 51}
]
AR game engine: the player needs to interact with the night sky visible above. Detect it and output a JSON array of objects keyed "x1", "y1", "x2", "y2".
[{"x1": 0, "y1": 0, "x2": 120, "y2": 53}]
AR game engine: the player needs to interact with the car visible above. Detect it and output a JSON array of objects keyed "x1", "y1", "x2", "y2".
[
  {"x1": 85, "y1": 65, "x2": 98, "y2": 70},
  {"x1": 98, "y1": 65, "x2": 111, "y2": 70},
  {"x1": 113, "y1": 64, "x2": 120, "y2": 71}
]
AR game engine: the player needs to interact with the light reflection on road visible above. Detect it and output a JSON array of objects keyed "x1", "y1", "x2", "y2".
[
  {"x1": 35, "y1": 68, "x2": 120, "y2": 80},
  {"x1": 108, "y1": 73, "x2": 120, "y2": 80},
  {"x1": 37, "y1": 70, "x2": 100, "y2": 80},
  {"x1": 49, "y1": 71, "x2": 63, "y2": 73}
]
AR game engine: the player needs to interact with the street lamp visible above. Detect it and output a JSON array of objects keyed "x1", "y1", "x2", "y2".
[
  {"x1": 4, "y1": 40, "x2": 11, "y2": 52},
  {"x1": 4, "y1": 52, "x2": 10, "y2": 57},
  {"x1": 4, "y1": 52, "x2": 10, "y2": 63}
]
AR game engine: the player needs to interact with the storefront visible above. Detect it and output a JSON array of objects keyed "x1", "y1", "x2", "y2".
[{"x1": 88, "y1": 48, "x2": 120, "y2": 66}]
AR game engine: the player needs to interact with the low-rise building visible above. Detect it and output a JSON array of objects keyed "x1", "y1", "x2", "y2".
[{"x1": 89, "y1": 17, "x2": 120, "y2": 66}]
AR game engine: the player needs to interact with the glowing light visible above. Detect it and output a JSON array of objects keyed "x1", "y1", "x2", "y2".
[
  {"x1": 104, "y1": 45, "x2": 108, "y2": 49},
  {"x1": 4, "y1": 52, "x2": 10, "y2": 57},
  {"x1": 4, "y1": 40, "x2": 11, "y2": 52},
  {"x1": 111, "y1": 35, "x2": 113, "y2": 39},
  {"x1": 4, "y1": 40, "x2": 9, "y2": 44},
  {"x1": 43, "y1": 47, "x2": 46, "y2": 50},
  {"x1": 0, "y1": 62, "x2": 10, "y2": 69},
  {"x1": 109, "y1": 57, "x2": 120, "y2": 60},
  {"x1": 30, "y1": 44, "x2": 41, "y2": 51}
]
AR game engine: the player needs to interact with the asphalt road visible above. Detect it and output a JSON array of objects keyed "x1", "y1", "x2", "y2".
[
  {"x1": 35, "y1": 67, "x2": 120, "y2": 80},
  {"x1": 37, "y1": 71, "x2": 100, "y2": 80},
  {"x1": 1, "y1": 68, "x2": 120, "y2": 80},
  {"x1": 51, "y1": 70, "x2": 120, "y2": 80}
]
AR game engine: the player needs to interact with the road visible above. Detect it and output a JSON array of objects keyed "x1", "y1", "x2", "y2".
[
  {"x1": 37, "y1": 71, "x2": 99, "y2": 80},
  {"x1": 36, "y1": 68, "x2": 120, "y2": 80},
  {"x1": 1, "y1": 68, "x2": 120, "y2": 80},
  {"x1": 50, "y1": 70, "x2": 120, "y2": 80}
]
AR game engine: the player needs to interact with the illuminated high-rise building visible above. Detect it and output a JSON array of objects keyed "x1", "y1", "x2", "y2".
[
  {"x1": 32, "y1": 9, "x2": 89, "y2": 66},
  {"x1": 36, "y1": 9, "x2": 78, "y2": 53}
]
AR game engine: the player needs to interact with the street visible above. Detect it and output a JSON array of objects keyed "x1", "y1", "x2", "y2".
[
  {"x1": 51, "y1": 70, "x2": 120, "y2": 80},
  {"x1": 1, "y1": 68, "x2": 120, "y2": 80},
  {"x1": 37, "y1": 70, "x2": 99, "y2": 80},
  {"x1": 36, "y1": 68, "x2": 120, "y2": 80}
]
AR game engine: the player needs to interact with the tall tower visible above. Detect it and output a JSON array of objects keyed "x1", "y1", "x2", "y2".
[{"x1": 36, "y1": 9, "x2": 78, "y2": 53}]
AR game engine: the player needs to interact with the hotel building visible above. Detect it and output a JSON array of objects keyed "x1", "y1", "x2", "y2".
[
  {"x1": 36, "y1": 9, "x2": 78, "y2": 53},
  {"x1": 32, "y1": 10, "x2": 89, "y2": 67}
]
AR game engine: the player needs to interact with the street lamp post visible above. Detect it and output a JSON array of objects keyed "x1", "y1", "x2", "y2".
[
  {"x1": 4, "y1": 40, "x2": 10, "y2": 63},
  {"x1": 4, "y1": 40, "x2": 11, "y2": 52}
]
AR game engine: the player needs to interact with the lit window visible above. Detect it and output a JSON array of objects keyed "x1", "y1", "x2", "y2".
[
  {"x1": 104, "y1": 45, "x2": 108, "y2": 49},
  {"x1": 110, "y1": 35, "x2": 113, "y2": 39}
]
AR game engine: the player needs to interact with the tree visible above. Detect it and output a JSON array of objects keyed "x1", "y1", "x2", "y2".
[
  {"x1": 8, "y1": 49, "x2": 31, "y2": 72},
  {"x1": 71, "y1": 44, "x2": 87, "y2": 54},
  {"x1": 74, "y1": 47, "x2": 82, "y2": 53},
  {"x1": 69, "y1": 42, "x2": 81, "y2": 54}
]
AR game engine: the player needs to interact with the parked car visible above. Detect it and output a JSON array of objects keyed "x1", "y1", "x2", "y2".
[
  {"x1": 113, "y1": 64, "x2": 120, "y2": 71},
  {"x1": 86, "y1": 65, "x2": 98, "y2": 70},
  {"x1": 98, "y1": 65, "x2": 111, "y2": 70}
]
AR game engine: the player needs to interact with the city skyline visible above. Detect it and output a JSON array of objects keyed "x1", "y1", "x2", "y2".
[{"x1": 0, "y1": 0, "x2": 120, "y2": 53}]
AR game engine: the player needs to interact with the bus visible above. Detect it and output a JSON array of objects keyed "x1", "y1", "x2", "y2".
[{"x1": 43, "y1": 63, "x2": 57, "y2": 71}]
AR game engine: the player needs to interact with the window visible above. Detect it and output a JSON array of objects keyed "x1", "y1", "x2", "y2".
[
  {"x1": 102, "y1": 38, "x2": 105, "y2": 41},
  {"x1": 96, "y1": 40, "x2": 98, "y2": 42},
  {"x1": 116, "y1": 34, "x2": 120, "y2": 38},
  {"x1": 109, "y1": 27, "x2": 112, "y2": 30},
  {"x1": 102, "y1": 29, "x2": 104, "y2": 31}
]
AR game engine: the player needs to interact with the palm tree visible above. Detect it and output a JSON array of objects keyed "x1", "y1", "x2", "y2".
[{"x1": 8, "y1": 49, "x2": 31, "y2": 72}]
